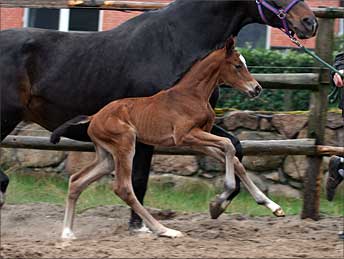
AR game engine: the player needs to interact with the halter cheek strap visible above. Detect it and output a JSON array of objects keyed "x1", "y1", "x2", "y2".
[{"x1": 256, "y1": 0, "x2": 301, "y2": 37}]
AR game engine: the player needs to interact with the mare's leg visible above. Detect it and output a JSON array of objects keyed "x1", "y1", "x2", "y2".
[
  {"x1": 210, "y1": 125, "x2": 242, "y2": 215},
  {"x1": 0, "y1": 112, "x2": 23, "y2": 207},
  {"x1": 0, "y1": 76, "x2": 26, "y2": 208},
  {"x1": 129, "y1": 142, "x2": 154, "y2": 232},
  {"x1": 111, "y1": 134, "x2": 182, "y2": 238},
  {"x1": 62, "y1": 146, "x2": 114, "y2": 240}
]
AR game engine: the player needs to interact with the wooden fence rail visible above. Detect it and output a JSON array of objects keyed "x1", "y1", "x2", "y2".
[{"x1": 2, "y1": 135, "x2": 344, "y2": 156}]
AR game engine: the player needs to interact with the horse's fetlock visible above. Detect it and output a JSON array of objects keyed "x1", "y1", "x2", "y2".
[{"x1": 224, "y1": 181, "x2": 236, "y2": 194}]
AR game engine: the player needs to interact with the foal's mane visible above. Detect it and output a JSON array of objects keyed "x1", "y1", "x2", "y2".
[{"x1": 172, "y1": 40, "x2": 236, "y2": 86}]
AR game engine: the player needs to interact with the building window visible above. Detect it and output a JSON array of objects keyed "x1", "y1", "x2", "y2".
[
  {"x1": 237, "y1": 24, "x2": 269, "y2": 49},
  {"x1": 69, "y1": 9, "x2": 99, "y2": 31},
  {"x1": 27, "y1": 8, "x2": 59, "y2": 30},
  {"x1": 24, "y1": 8, "x2": 102, "y2": 32}
]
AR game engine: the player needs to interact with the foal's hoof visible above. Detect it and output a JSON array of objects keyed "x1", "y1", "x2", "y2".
[
  {"x1": 159, "y1": 228, "x2": 183, "y2": 238},
  {"x1": 209, "y1": 195, "x2": 230, "y2": 219},
  {"x1": 273, "y1": 208, "x2": 285, "y2": 217},
  {"x1": 61, "y1": 228, "x2": 77, "y2": 240}
]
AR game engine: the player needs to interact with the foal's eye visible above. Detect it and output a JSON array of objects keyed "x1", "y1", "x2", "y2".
[{"x1": 235, "y1": 64, "x2": 242, "y2": 69}]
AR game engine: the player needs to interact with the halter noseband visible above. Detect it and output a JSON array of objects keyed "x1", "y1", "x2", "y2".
[{"x1": 256, "y1": 0, "x2": 301, "y2": 37}]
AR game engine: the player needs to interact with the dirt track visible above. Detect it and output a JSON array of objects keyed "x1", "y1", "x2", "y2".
[{"x1": 0, "y1": 203, "x2": 343, "y2": 258}]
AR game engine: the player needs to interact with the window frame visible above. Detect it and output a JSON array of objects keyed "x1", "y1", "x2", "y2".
[{"x1": 23, "y1": 8, "x2": 103, "y2": 32}]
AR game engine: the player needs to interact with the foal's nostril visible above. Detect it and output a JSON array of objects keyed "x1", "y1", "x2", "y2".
[{"x1": 255, "y1": 85, "x2": 262, "y2": 94}]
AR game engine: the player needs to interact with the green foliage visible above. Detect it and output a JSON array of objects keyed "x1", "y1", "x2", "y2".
[
  {"x1": 334, "y1": 34, "x2": 344, "y2": 55},
  {"x1": 217, "y1": 47, "x2": 317, "y2": 111}
]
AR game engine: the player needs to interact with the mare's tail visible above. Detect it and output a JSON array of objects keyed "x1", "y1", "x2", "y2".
[{"x1": 50, "y1": 115, "x2": 91, "y2": 144}]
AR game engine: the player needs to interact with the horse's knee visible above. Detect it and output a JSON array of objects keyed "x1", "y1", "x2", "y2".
[
  {"x1": 211, "y1": 125, "x2": 243, "y2": 161},
  {"x1": 114, "y1": 184, "x2": 135, "y2": 204},
  {"x1": 223, "y1": 139, "x2": 236, "y2": 156},
  {"x1": 68, "y1": 180, "x2": 83, "y2": 200}
]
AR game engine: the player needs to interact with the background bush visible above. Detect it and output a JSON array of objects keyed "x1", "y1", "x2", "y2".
[{"x1": 216, "y1": 44, "x2": 340, "y2": 111}]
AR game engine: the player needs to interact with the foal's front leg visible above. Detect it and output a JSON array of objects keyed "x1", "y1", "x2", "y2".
[
  {"x1": 232, "y1": 157, "x2": 285, "y2": 217},
  {"x1": 182, "y1": 129, "x2": 238, "y2": 197},
  {"x1": 188, "y1": 136, "x2": 285, "y2": 218},
  {"x1": 193, "y1": 147, "x2": 285, "y2": 217}
]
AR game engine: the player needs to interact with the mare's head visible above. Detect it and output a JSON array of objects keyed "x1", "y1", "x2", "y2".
[
  {"x1": 252, "y1": 0, "x2": 318, "y2": 39},
  {"x1": 219, "y1": 37, "x2": 262, "y2": 98}
]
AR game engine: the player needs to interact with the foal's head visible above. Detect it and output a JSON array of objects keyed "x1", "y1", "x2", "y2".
[{"x1": 219, "y1": 38, "x2": 262, "y2": 98}]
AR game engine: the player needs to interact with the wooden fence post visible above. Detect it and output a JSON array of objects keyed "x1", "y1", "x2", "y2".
[{"x1": 301, "y1": 18, "x2": 334, "y2": 220}]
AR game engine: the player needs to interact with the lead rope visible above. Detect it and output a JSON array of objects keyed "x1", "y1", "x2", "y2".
[
  {"x1": 255, "y1": 0, "x2": 342, "y2": 103},
  {"x1": 288, "y1": 35, "x2": 343, "y2": 103}
]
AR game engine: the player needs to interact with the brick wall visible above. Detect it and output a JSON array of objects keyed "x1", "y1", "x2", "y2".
[
  {"x1": 0, "y1": 8, "x2": 23, "y2": 30},
  {"x1": 102, "y1": 10, "x2": 142, "y2": 31},
  {"x1": 102, "y1": 0, "x2": 171, "y2": 31},
  {"x1": 270, "y1": 0, "x2": 341, "y2": 49}
]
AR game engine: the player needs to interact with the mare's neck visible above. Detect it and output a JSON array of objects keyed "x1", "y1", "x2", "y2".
[
  {"x1": 173, "y1": 50, "x2": 224, "y2": 102},
  {"x1": 107, "y1": 1, "x2": 259, "y2": 88}
]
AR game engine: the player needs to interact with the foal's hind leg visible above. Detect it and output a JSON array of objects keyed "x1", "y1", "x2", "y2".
[
  {"x1": 62, "y1": 146, "x2": 114, "y2": 240},
  {"x1": 110, "y1": 134, "x2": 182, "y2": 238}
]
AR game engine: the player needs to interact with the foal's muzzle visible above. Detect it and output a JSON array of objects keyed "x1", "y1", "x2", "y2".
[{"x1": 248, "y1": 85, "x2": 262, "y2": 98}]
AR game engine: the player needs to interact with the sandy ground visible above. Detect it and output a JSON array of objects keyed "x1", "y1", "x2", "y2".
[{"x1": 0, "y1": 203, "x2": 343, "y2": 258}]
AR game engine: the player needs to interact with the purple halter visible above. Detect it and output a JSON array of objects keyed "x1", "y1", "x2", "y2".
[{"x1": 256, "y1": 0, "x2": 301, "y2": 37}]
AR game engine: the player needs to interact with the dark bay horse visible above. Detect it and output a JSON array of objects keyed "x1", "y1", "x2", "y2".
[
  {"x1": 51, "y1": 38, "x2": 283, "y2": 239},
  {"x1": 0, "y1": 0, "x2": 317, "y2": 230}
]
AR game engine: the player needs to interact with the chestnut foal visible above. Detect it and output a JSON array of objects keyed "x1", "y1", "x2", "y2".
[{"x1": 51, "y1": 38, "x2": 284, "y2": 239}]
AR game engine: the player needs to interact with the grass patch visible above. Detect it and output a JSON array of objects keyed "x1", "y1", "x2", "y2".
[{"x1": 6, "y1": 171, "x2": 343, "y2": 216}]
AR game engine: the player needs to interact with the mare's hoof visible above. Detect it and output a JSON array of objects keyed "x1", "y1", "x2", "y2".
[
  {"x1": 129, "y1": 223, "x2": 152, "y2": 234},
  {"x1": 273, "y1": 208, "x2": 285, "y2": 217},
  {"x1": 0, "y1": 192, "x2": 5, "y2": 209},
  {"x1": 61, "y1": 228, "x2": 77, "y2": 240},
  {"x1": 159, "y1": 228, "x2": 183, "y2": 238},
  {"x1": 209, "y1": 195, "x2": 230, "y2": 219}
]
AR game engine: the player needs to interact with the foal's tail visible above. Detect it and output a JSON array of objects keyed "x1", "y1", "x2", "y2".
[{"x1": 50, "y1": 115, "x2": 91, "y2": 144}]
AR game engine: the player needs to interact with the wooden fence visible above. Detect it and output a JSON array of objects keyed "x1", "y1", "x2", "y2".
[{"x1": 1, "y1": 1, "x2": 344, "y2": 220}]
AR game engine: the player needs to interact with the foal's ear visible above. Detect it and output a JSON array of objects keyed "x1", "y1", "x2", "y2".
[{"x1": 225, "y1": 36, "x2": 235, "y2": 57}]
